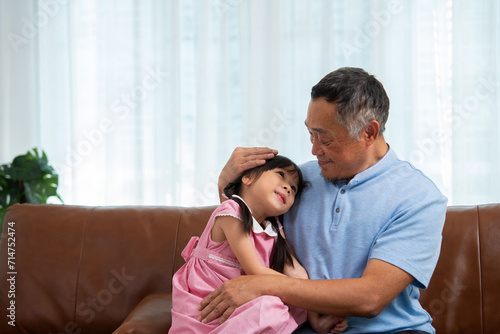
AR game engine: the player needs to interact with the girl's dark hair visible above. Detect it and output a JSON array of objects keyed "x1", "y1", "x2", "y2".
[{"x1": 223, "y1": 155, "x2": 306, "y2": 273}]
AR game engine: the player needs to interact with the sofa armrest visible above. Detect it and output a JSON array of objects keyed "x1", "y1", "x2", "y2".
[{"x1": 113, "y1": 293, "x2": 173, "y2": 334}]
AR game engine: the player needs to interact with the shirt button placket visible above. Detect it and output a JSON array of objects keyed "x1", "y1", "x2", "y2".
[
  {"x1": 331, "y1": 186, "x2": 346, "y2": 230},
  {"x1": 336, "y1": 188, "x2": 345, "y2": 214}
]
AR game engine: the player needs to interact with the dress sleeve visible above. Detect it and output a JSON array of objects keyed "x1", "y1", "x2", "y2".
[{"x1": 211, "y1": 199, "x2": 244, "y2": 222}]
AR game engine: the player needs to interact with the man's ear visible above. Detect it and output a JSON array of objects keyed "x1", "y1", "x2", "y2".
[
  {"x1": 362, "y1": 120, "x2": 380, "y2": 145},
  {"x1": 242, "y1": 174, "x2": 254, "y2": 186}
]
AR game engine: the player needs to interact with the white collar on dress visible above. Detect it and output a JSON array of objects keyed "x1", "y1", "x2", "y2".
[{"x1": 231, "y1": 195, "x2": 278, "y2": 237}]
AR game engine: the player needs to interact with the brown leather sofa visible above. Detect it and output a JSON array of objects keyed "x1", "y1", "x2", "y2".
[{"x1": 0, "y1": 203, "x2": 499, "y2": 333}]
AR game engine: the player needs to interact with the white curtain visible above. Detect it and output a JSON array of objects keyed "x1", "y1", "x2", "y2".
[{"x1": 1, "y1": 0, "x2": 498, "y2": 206}]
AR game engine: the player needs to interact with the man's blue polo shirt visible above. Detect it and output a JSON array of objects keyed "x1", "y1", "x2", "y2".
[{"x1": 284, "y1": 148, "x2": 447, "y2": 334}]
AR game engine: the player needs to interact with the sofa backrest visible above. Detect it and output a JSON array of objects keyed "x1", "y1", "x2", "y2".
[
  {"x1": 419, "y1": 204, "x2": 500, "y2": 334},
  {"x1": 0, "y1": 204, "x2": 214, "y2": 334},
  {"x1": 1, "y1": 203, "x2": 499, "y2": 334}
]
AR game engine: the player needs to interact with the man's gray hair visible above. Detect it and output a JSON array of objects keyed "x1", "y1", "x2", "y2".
[{"x1": 311, "y1": 67, "x2": 390, "y2": 139}]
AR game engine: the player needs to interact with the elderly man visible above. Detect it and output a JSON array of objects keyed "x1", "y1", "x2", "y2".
[{"x1": 200, "y1": 67, "x2": 447, "y2": 334}]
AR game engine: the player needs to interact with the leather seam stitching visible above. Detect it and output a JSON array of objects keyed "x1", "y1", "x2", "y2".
[
  {"x1": 171, "y1": 210, "x2": 182, "y2": 281},
  {"x1": 72, "y1": 207, "x2": 97, "y2": 325},
  {"x1": 476, "y1": 205, "x2": 484, "y2": 334}
]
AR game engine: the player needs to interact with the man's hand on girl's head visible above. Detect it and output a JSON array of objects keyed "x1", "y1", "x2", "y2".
[{"x1": 218, "y1": 147, "x2": 278, "y2": 201}]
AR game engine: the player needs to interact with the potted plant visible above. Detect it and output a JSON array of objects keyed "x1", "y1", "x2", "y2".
[{"x1": 0, "y1": 148, "x2": 63, "y2": 232}]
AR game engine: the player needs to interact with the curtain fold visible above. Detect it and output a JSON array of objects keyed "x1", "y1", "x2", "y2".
[{"x1": 0, "y1": 0, "x2": 498, "y2": 206}]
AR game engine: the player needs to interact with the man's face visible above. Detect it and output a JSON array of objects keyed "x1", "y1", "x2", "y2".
[{"x1": 305, "y1": 97, "x2": 369, "y2": 182}]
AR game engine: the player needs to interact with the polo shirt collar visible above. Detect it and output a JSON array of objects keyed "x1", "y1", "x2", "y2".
[
  {"x1": 330, "y1": 145, "x2": 395, "y2": 187},
  {"x1": 349, "y1": 145, "x2": 396, "y2": 185}
]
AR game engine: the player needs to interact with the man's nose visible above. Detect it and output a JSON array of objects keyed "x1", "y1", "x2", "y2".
[{"x1": 311, "y1": 138, "x2": 324, "y2": 156}]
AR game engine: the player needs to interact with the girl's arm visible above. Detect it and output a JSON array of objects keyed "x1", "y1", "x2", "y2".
[
  {"x1": 283, "y1": 256, "x2": 308, "y2": 279},
  {"x1": 215, "y1": 216, "x2": 283, "y2": 276},
  {"x1": 279, "y1": 229, "x2": 308, "y2": 279}
]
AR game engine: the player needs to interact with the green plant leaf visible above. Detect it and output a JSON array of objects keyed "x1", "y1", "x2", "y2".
[
  {"x1": 0, "y1": 148, "x2": 63, "y2": 233},
  {"x1": 0, "y1": 175, "x2": 22, "y2": 207},
  {"x1": 10, "y1": 152, "x2": 42, "y2": 181},
  {"x1": 0, "y1": 207, "x2": 6, "y2": 233},
  {"x1": 24, "y1": 178, "x2": 57, "y2": 203},
  {"x1": 0, "y1": 164, "x2": 14, "y2": 183},
  {"x1": 24, "y1": 181, "x2": 41, "y2": 203}
]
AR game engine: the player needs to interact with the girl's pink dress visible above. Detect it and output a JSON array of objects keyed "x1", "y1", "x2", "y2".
[{"x1": 169, "y1": 198, "x2": 306, "y2": 333}]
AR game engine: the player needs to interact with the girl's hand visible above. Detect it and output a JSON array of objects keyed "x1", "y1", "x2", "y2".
[
  {"x1": 308, "y1": 311, "x2": 348, "y2": 334},
  {"x1": 330, "y1": 316, "x2": 348, "y2": 333}
]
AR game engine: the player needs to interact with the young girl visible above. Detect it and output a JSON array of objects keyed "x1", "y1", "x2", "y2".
[{"x1": 169, "y1": 155, "x2": 347, "y2": 334}]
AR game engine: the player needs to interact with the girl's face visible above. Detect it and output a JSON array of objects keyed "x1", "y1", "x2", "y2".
[{"x1": 242, "y1": 167, "x2": 300, "y2": 221}]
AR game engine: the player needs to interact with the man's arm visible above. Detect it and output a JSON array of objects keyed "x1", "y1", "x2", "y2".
[
  {"x1": 198, "y1": 258, "x2": 413, "y2": 325},
  {"x1": 218, "y1": 147, "x2": 278, "y2": 202}
]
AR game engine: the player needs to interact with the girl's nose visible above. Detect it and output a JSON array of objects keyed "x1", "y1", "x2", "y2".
[{"x1": 283, "y1": 185, "x2": 290, "y2": 194}]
